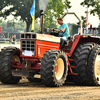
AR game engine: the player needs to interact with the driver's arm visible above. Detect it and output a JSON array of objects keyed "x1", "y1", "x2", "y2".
[{"x1": 57, "y1": 28, "x2": 65, "y2": 33}]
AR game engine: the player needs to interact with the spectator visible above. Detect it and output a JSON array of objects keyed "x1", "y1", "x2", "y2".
[
  {"x1": 9, "y1": 36, "x2": 13, "y2": 44},
  {"x1": 12, "y1": 35, "x2": 16, "y2": 44}
]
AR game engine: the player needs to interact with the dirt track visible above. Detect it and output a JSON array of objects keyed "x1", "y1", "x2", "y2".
[{"x1": 0, "y1": 78, "x2": 100, "y2": 100}]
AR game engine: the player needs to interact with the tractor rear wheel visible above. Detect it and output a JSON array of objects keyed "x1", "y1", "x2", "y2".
[
  {"x1": 0, "y1": 47, "x2": 21, "y2": 84},
  {"x1": 87, "y1": 45, "x2": 100, "y2": 85},
  {"x1": 40, "y1": 49, "x2": 68, "y2": 87},
  {"x1": 72, "y1": 43, "x2": 100, "y2": 85}
]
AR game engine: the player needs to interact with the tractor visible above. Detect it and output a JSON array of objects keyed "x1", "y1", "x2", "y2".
[{"x1": 0, "y1": 11, "x2": 100, "y2": 87}]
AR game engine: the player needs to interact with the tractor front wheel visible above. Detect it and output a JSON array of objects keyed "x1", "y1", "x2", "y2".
[
  {"x1": 0, "y1": 47, "x2": 21, "y2": 84},
  {"x1": 40, "y1": 50, "x2": 68, "y2": 87}
]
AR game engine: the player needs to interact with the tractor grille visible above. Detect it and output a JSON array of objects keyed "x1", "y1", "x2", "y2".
[
  {"x1": 21, "y1": 33, "x2": 36, "y2": 39},
  {"x1": 21, "y1": 40, "x2": 35, "y2": 52}
]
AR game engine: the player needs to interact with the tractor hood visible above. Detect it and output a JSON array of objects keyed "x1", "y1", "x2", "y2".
[
  {"x1": 21, "y1": 32, "x2": 60, "y2": 43},
  {"x1": 37, "y1": 34, "x2": 60, "y2": 43}
]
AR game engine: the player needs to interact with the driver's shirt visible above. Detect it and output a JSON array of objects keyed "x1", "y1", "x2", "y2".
[{"x1": 59, "y1": 23, "x2": 69, "y2": 38}]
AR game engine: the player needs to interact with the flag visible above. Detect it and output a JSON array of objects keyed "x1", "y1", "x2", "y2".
[{"x1": 30, "y1": 0, "x2": 35, "y2": 31}]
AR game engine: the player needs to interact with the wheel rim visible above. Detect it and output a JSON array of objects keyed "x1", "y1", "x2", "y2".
[
  {"x1": 11, "y1": 55, "x2": 21, "y2": 64},
  {"x1": 55, "y1": 58, "x2": 64, "y2": 80},
  {"x1": 94, "y1": 54, "x2": 100, "y2": 82}
]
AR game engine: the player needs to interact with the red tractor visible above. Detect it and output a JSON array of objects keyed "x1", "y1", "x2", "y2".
[{"x1": 0, "y1": 12, "x2": 100, "y2": 87}]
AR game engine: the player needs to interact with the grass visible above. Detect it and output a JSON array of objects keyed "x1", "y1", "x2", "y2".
[
  {"x1": 0, "y1": 41, "x2": 9, "y2": 44},
  {"x1": 0, "y1": 41, "x2": 20, "y2": 45}
]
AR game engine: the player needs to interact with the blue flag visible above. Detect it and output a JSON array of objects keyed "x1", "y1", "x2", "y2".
[{"x1": 30, "y1": 0, "x2": 35, "y2": 31}]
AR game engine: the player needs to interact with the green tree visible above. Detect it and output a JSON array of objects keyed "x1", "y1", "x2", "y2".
[
  {"x1": 81, "y1": 0, "x2": 100, "y2": 20},
  {"x1": 70, "y1": 24, "x2": 78, "y2": 36},
  {"x1": 44, "y1": 0, "x2": 71, "y2": 30},
  {"x1": 77, "y1": 16, "x2": 90, "y2": 28},
  {"x1": 1, "y1": 21, "x2": 26, "y2": 33},
  {"x1": 2, "y1": 0, "x2": 40, "y2": 32},
  {"x1": 2, "y1": 0, "x2": 71, "y2": 32},
  {"x1": 0, "y1": 0, "x2": 7, "y2": 17}
]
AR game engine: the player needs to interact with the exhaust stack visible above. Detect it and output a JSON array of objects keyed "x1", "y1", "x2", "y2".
[{"x1": 40, "y1": 10, "x2": 44, "y2": 34}]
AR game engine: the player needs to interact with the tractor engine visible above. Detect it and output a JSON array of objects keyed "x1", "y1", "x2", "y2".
[{"x1": 20, "y1": 32, "x2": 60, "y2": 58}]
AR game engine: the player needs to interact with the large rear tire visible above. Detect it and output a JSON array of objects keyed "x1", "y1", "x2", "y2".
[
  {"x1": 72, "y1": 43, "x2": 100, "y2": 85},
  {"x1": 0, "y1": 47, "x2": 21, "y2": 84},
  {"x1": 87, "y1": 45, "x2": 100, "y2": 85},
  {"x1": 40, "y1": 49, "x2": 68, "y2": 87}
]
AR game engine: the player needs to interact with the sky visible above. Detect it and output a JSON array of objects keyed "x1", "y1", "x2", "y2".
[{"x1": 63, "y1": 0, "x2": 99, "y2": 27}]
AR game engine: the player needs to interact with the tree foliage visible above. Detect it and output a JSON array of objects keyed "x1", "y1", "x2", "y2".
[
  {"x1": 44, "y1": 0, "x2": 71, "y2": 29},
  {"x1": 70, "y1": 24, "x2": 78, "y2": 36},
  {"x1": 77, "y1": 16, "x2": 90, "y2": 27},
  {"x1": 0, "y1": 20, "x2": 26, "y2": 33},
  {"x1": 2, "y1": 0, "x2": 40, "y2": 32},
  {"x1": 81, "y1": 0, "x2": 96, "y2": 7},
  {"x1": 0, "y1": 0, "x2": 8, "y2": 17},
  {"x1": 1, "y1": 0, "x2": 71, "y2": 32},
  {"x1": 81, "y1": 0, "x2": 100, "y2": 20}
]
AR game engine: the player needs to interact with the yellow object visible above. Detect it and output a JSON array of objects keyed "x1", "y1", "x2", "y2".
[
  {"x1": 30, "y1": 0, "x2": 35, "y2": 31},
  {"x1": 31, "y1": 15, "x2": 35, "y2": 31}
]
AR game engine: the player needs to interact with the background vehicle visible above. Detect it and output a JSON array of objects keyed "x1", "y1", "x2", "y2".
[{"x1": 0, "y1": 11, "x2": 100, "y2": 87}]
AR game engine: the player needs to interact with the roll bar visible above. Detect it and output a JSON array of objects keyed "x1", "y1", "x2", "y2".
[{"x1": 61, "y1": 12, "x2": 83, "y2": 35}]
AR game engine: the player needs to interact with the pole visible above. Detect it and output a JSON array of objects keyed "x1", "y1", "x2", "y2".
[
  {"x1": 93, "y1": 29, "x2": 94, "y2": 36},
  {"x1": 86, "y1": 6, "x2": 88, "y2": 33}
]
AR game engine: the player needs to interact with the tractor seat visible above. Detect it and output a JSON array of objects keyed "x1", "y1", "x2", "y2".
[
  {"x1": 63, "y1": 37, "x2": 72, "y2": 47},
  {"x1": 64, "y1": 40, "x2": 69, "y2": 46}
]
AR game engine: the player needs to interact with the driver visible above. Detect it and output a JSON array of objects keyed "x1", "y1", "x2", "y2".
[{"x1": 52, "y1": 18, "x2": 69, "y2": 49}]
